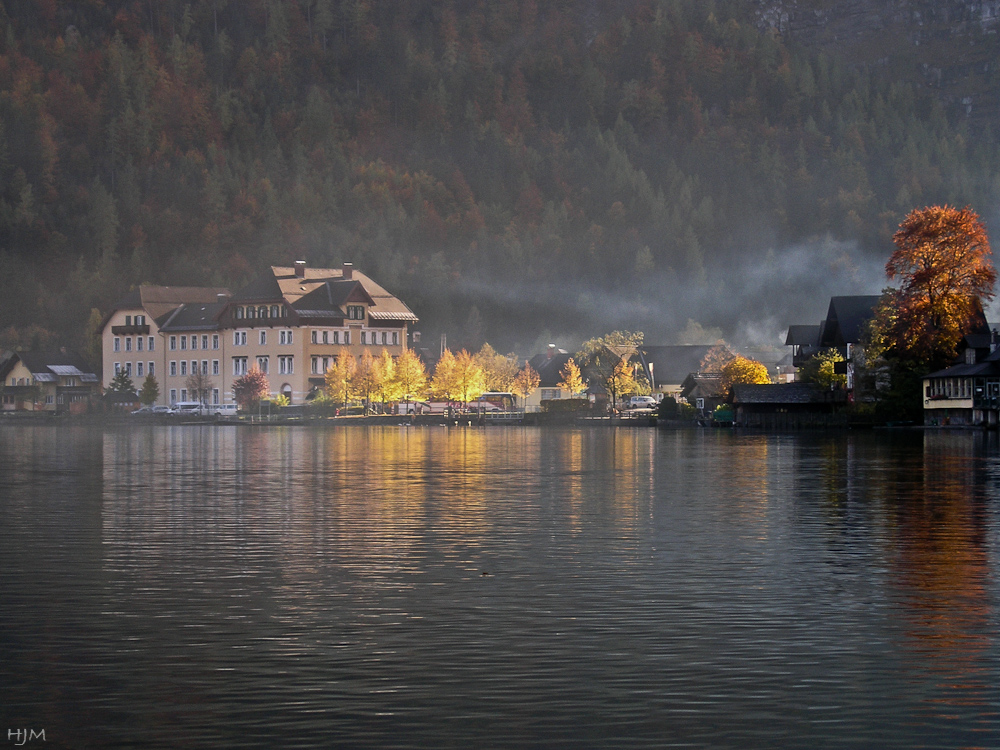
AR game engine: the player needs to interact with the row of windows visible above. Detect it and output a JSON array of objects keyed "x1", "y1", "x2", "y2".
[
  {"x1": 233, "y1": 330, "x2": 294, "y2": 346},
  {"x1": 169, "y1": 334, "x2": 220, "y2": 351},
  {"x1": 115, "y1": 362, "x2": 155, "y2": 378},
  {"x1": 308, "y1": 329, "x2": 399, "y2": 346},
  {"x1": 122, "y1": 315, "x2": 146, "y2": 326},
  {"x1": 119, "y1": 328, "x2": 399, "y2": 354},
  {"x1": 114, "y1": 336, "x2": 155, "y2": 353},
  {"x1": 233, "y1": 305, "x2": 287, "y2": 320},
  {"x1": 233, "y1": 356, "x2": 293, "y2": 375},
  {"x1": 928, "y1": 377, "x2": 972, "y2": 399},
  {"x1": 168, "y1": 360, "x2": 219, "y2": 377}
]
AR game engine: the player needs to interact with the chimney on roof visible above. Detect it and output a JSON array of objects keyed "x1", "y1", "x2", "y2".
[
  {"x1": 217, "y1": 293, "x2": 227, "y2": 302},
  {"x1": 547, "y1": 343, "x2": 556, "y2": 359},
  {"x1": 295, "y1": 260, "x2": 306, "y2": 278},
  {"x1": 343, "y1": 262, "x2": 353, "y2": 280}
]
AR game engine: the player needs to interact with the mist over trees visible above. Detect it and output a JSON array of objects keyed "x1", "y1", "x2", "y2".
[{"x1": 2, "y1": 0, "x2": 1000, "y2": 358}]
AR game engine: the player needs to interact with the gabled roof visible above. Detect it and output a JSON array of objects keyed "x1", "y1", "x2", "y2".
[
  {"x1": 925, "y1": 360, "x2": 1000, "y2": 379},
  {"x1": 292, "y1": 279, "x2": 376, "y2": 318},
  {"x1": 785, "y1": 325, "x2": 820, "y2": 347},
  {"x1": 104, "y1": 285, "x2": 231, "y2": 330},
  {"x1": 1, "y1": 350, "x2": 98, "y2": 383},
  {"x1": 528, "y1": 348, "x2": 573, "y2": 388},
  {"x1": 819, "y1": 296, "x2": 881, "y2": 347},
  {"x1": 159, "y1": 302, "x2": 228, "y2": 331},
  {"x1": 731, "y1": 383, "x2": 829, "y2": 404},
  {"x1": 638, "y1": 345, "x2": 714, "y2": 385},
  {"x1": 232, "y1": 265, "x2": 418, "y2": 323},
  {"x1": 680, "y1": 372, "x2": 723, "y2": 399}
]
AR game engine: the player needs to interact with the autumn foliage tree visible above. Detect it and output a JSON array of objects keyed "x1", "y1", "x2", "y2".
[
  {"x1": 393, "y1": 348, "x2": 428, "y2": 412},
  {"x1": 799, "y1": 349, "x2": 847, "y2": 389},
  {"x1": 699, "y1": 342, "x2": 738, "y2": 373},
  {"x1": 512, "y1": 363, "x2": 541, "y2": 407},
  {"x1": 325, "y1": 353, "x2": 358, "y2": 408},
  {"x1": 880, "y1": 205, "x2": 996, "y2": 366},
  {"x1": 719, "y1": 356, "x2": 772, "y2": 392},
  {"x1": 232, "y1": 366, "x2": 269, "y2": 410},
  {"x1": 557, "y1": 357, "x2": 585, "y2": 395}
]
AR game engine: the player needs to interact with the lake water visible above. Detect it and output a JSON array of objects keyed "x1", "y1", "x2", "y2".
[{"x1": 2, "y1": 424, "x2": 999, "y2": 748}]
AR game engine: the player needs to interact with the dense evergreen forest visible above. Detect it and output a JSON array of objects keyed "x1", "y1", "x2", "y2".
[{"x1": 2, "y1": 0, "x2": 999, "y2": 358}]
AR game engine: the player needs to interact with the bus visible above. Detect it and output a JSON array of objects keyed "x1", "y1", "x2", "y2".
[{"x1": 477, "y1": 392, "x2": 517, "y2": 412}]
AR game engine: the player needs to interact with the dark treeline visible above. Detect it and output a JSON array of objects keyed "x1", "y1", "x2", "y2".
[{"x1": 1, "y1": 0, "x2": 999, "y2": 358}]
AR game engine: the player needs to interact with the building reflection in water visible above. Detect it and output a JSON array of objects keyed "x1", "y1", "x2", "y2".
[{"x1": 886, "y1": 433, "x2": 993, "y2": 724}]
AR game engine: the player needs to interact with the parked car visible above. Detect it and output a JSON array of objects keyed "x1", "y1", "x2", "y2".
[
  {"x1": 151, "y1": 405, "x2": 172, "y2": 414},
  {"x1": 628, "y1": 396, "x2": 658, "y2": 410},
  {"x1": 130, "y1": 405, "x2": 154, "y2": 415}
]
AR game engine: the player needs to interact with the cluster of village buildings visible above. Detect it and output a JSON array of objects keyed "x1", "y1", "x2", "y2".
[{"x1": 1, "y1": 260, "x2": 998, "y2": 427}]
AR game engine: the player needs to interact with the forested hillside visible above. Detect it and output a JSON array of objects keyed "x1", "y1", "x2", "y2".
[{"x1": 2, "y1": 0, "x2": 999, "y2": 357}]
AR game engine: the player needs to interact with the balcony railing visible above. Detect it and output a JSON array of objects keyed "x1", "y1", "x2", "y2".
[{"x1": 112, "y1": 324, "x2": 150, "y2": 335}]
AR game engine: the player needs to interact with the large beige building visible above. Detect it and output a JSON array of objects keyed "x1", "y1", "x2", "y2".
[
  {"x1": 100, "y1": 262, "x2": 418, "y2": 407},
  {"x1": 101, "y1": 285, "x2": 231, "y2": 405}
]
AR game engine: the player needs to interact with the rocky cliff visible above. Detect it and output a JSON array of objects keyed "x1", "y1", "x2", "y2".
[{"x1": 753, "y1": 1, "x2": 1000, "y2": 117}]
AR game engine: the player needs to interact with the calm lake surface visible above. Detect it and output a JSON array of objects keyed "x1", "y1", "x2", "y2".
[{"x1": 2, "y1": 424, "x2": 999, "y2": 748}]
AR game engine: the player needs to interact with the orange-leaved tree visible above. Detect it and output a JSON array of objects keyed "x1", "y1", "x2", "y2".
[
  {"x1": 699, "y1": 341, "x2": 737, "y2": 373},
  {"x1": 882, "y1": 205, "x2": 996, "y2": 365},
  {"x1": 232, "y1": 366, "x2": 269, "y2": 410}
]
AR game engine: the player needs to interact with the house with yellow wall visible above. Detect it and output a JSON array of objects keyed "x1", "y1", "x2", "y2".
[{"x1": 0, "y1": 351, "x2": 99, "y2": 413}]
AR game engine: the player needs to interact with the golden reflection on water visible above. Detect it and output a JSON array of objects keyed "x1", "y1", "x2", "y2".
[{"x1": 718, "y1": 435, "x2": 772, "y2": 535}]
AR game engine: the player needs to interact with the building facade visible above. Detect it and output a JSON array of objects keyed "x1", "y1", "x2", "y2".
[
  {"x1": 100, "y1": 263, "x2": 418, "y2": 407},
  {"x1": 0, "y1": 351, "x2": 100, "y2": 413}
]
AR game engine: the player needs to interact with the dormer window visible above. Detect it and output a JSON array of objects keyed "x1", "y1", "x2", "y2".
[
  {"x1": 347, "y1": 305, "x2": 364, "y2": 320},
  {"x1": 125, "y1": 315, "x2": 132, "y2": 326},
  {"x1": 270, "y1": 305, "x2": 280, "y2": 318},
  {"x1": 235, "y1": 306, "x2": 244, "y2": 320},
  {"x1": 247, "y1": 306, "x2": 256, "y2": 320},
  {"x1": 258, "y1": 306, "x2": 268, "y2": 318}
]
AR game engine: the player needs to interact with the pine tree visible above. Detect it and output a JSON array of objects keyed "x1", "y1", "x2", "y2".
[
  {"x1": 108, "y1": 369, "x2": 136, "y2": 394},
  {"x1": 139, "y1": 374, "x2": 160, "y2": 405}
]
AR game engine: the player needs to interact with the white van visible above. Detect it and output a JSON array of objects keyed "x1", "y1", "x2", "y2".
[
  {"x1": 171, "y1": 401, "x2": 207, "y2": 415},
  {"x1": 211, "y1": 404, "x2": 238, "y2": 416}
]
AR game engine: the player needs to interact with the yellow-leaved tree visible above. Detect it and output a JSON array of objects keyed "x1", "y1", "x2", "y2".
[
  {"x1": 430, "y1": 348, "x2": 458, "y2": 403},
  {"x1": 393, "y1": 348, "x2": 428, "y2": 413},
  {"x1": 452, "y1": 349, "x2": 485, "y2": 405},
  {"x1": 325, "y1": 352, "x2": 357, "y2": 408},
  {"x1": 475, "y1": 343, "x2": 520, "y2": 392},
  {"x1": 557, "y1": 357, "x2": 585, "y2": 396},
  {"x1": 512, "y1": 363, "x2": 540, "y2": 408},
  {"x1": 373, "y1": 349, "x2": 401, "y2": 412},
  {"x1": 719, "y1": 355, "x2": 771, "y2": 393}
]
